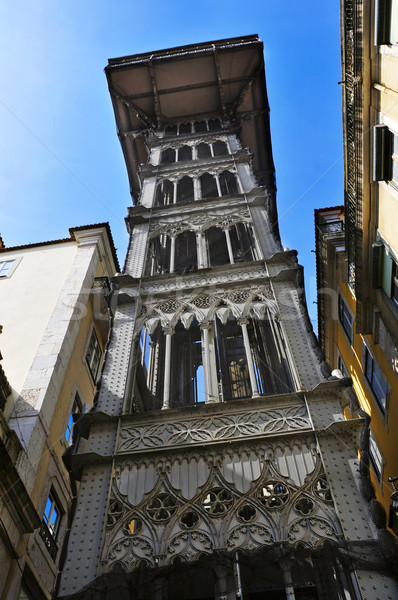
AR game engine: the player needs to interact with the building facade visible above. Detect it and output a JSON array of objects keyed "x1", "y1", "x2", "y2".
[
  {"x1": 0, "y1": 225, "x2": 119, "y2": 599},
  {"x1": 315, "y1": 0, "x2": 398, "y2": 531},
  {"x1": 57, "y1": 37, "x2": 398, "y2": 599}
]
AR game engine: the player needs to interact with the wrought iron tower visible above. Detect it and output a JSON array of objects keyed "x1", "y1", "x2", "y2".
[{"x1": 57, "y1": 36, "x2": 398, "y2": 600}]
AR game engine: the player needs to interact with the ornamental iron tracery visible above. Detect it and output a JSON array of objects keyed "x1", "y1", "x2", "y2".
[
  {"x1": 294, "y1": 497, "x2": 315, "y2": 516},
  {"x1": 146, "y1": 493, "x2": 178, "y2": 522},
  {"x1": 258, "y1": 482, "x2": 289, "y2": 509},
  {"x1": 202, "y1": 488, "x2": 234, "y2": 516},
  {"x1": 237, "y1": 504, "x2": 257, "y2": 523},
  {"x1": 180, "y1": 511, "x2": 200, "y2": 529},
  {"x1": 313, "y1": 474, "x2": 333, "y2": 503},
  {"x1": 101, "y1": 450, "x2": 342, "y2": 573},
  {"x1": 107, "y1": 500, "x2": 124, "y2": 527}
]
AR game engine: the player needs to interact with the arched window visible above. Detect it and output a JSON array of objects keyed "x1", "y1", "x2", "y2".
[
  {"x1": 165, "y1": 124, "x2": 177, "y2": 136},
  {"x1": 196, "y1": 142, "x2": 212, "y2": 159},
  {"x1": 205, "y1": 227, "x2": 229, "y2": 267},
  {"x1": 179, "y1": 122, "x2": 192, "y2": 135},
  {"x1": 154, "y1": 179, "x2": 174, "y2": 206},
  {"x1": 212, "y1": 140, "x2": 228, "y2": 156},
  {"x1": 131, "y1": 320, "x2": 205, "y2": 411},
  {"x1": 229, "y1": 222, "x2": 257, "y2": 262},
  {"x1": 208, "y1": 118, "x2": 221, "y2": 131},
  {"x1": 219, "y1": 171, "x2": 238, "y2": 196},
  {"x1": 145, "y1": 235, "x2": 171, "y2": 276},
  {"x1": 215, "y1": 317, "x2": 251, "y2": 401},
  {"x1": 194, "y1": 120, "x2": 207, "y2": 133},
  {"x1": 176, "y1": 176, "x2": 194, "y2": 204},
  {"x1": 160, "y1": 147, "x2": 176, "y2": 164},
  {"x1": 200, "y1": 173, "x2": 218, "y2": 199},
  {"x1": 178, "y1": 145, "x2": 192, "y2": 162},
  {"x1": 170, "y1": 320, "x2": 205, "y2": 407},
  {"x1": 247, "y1": 316, "x2": 294, "y2": 396},
  {"x1": 174, "y1": 230, "x2": 198, "y2": 273}
]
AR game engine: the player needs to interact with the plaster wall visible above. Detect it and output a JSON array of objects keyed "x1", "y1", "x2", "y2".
[
  {"x1": 336, "y1": 282, "x2": 398, "y2": 520},
  {"x1": 0, "y1": 243, "x2": 76, "y2": 418},
  {"x1": 378, "y1": 184, "x2": 398, "y2": 255}
]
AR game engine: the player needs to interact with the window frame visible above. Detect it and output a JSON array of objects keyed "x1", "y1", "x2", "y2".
[
  {"x1": 369, "y1": 428, "x2": 384, "y2": 484},
  {"x1": 338, "y1": 295, "x2": 354, "y2": 346},
  {"x1": 85, "y1": 326, "x2": 102, "y2": 383},
  {"x1": 0, "y1": 257, "x2": 21, "y2": 279},
  {"x1": 42, "y1": 488, "x2": 63, "y2": 541},
  {"x1": 337, "y1": 350, "x2": 349, "y2": 378},
  {"x1": 375, "y1": 0, "x2": 398, "y2": 45},
  {"x1": 64, "y1": 391, "x2": 82, "y2": 446},
  {"x1": 363, "y1": 344, "x2": 389, "y2": 414}
]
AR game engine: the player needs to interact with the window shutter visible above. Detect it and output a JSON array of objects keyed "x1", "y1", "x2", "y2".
[
  {"x1": 373, "y1": 125, "x2": 392, "y2": 181},
  {"x1": 371, "y1": 242, "x2": 384, "y2": 288},
  {"x1": 381, "y1": 247, "x2": 393, "y2": 296},
  {"x1": 375, "y1": 0, "x2": 390, "y2": 45},
  {"x1": 361, "y1": 341, "x2": 367, "y2": 373}
]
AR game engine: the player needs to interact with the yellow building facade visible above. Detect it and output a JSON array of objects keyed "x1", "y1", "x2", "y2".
[
  {"x1": 316, "y1": 0, "x2": 398, "y2": 536},
  {"x1": 0, "y1": 224, "x2": 119, "y2": 599}
]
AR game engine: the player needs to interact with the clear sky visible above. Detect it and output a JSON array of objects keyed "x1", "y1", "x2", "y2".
[{"x1": 0, "y1": 0, "x2": 343, "y2": 332}]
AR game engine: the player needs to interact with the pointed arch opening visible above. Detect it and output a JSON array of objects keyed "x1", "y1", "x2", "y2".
[
  {"x1": 178, "y1": 145, "x2": 192, "y2": 162},
  {"x1": 176, "y1": 176, "x2": 194, "y2": 204},
  {"x1": 174, "y1": 230, "x2": 198, "y2": 274},
  {"x1": 205, "y1": 227, "x2": 230, "y2": 267},
  {"x1": 179, "y1": 122, "x2": 192, "y2": 135},
  {"x1": 145, "y1": 235, "x2": 171, "y2": 276},
  {"x1": 194, "y1": 120, "x2": 208, "y2": 133},
  {"x1": 200, "y1": 173, "x2": 218, "y2": 199},
  {"x1": 230, "y1": 222, "x2": 258, "y2": 262},
  {"x1": 154, "y1": 179, "x2": 174, "y2": 206},
  {"x1": 208, "y1": 118, "x2": 221, "y2": 131},
  {"x1": 212, "y1": 140, "x2": 228, "y2": 156},
  {"x1": 160, "y1": 147, "x2": 176, "y2": 164},
  {"x1": 219, "y1": 170, "x2": 238, "y2": 196},
  {"x1": 197, "y1": 142, "x2": 212, "y2": 159}
]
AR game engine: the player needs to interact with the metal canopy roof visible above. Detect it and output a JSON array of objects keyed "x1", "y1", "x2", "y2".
[{"x1": 105, "y1": 35, "x2": 276, "y2": 205}]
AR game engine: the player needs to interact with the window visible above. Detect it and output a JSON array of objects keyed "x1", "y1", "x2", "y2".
[
  {"x1": 208, "y1": 118, "x2": 221, "y2": 131},
  {"x1": 40, "y1": 488, "x2": 63, "y2": 560},
  {"x1": 155, "y1": 179, "x2": 174, "y2": 206},
  {"x1": 373, "y1": 125, "x2": 398, "y2": 186},
  {"x1": 371, "y1": 241, "x2": 398, "y2": 307},
  {"x1": 337, "y1": 351, "x2": 349, "y2": 377},
  {"x1": 177, "y1": 145, "x2": 192, "y2": 162},
  {"x1": 85, "y1": 328, "x2": 102, "y2": 382},
  {"x1": 219, "y1": 170, "x2": 238, "y2": 195},
  {"x1": 160, "y1": 147, "x2": 176, "y2": 164},
  {"x1": 338, "y1": 296, "x2": 354, "y2": 344},
  {"x1": 176, "y1": 176, "x2": 194, "y2": 204},
  {"x1": 197, "y1": 142, "x2": 212, "y2": 159},
  {"x1": 194, "y1": 120, "x2": 207, "y2": 133},
  {"x1": 43, "y1": 490, "x2": 62, "y2": 538},
  {"x1": 65, "y1": 393, "x2": 82, "y2": 445},
  {"x1": 200, "y1": 173, "x2": 218, "y2": 199},
  {"x1": 369, "y1": 429, "x2": 383, "y2": 481},
  {"x1": 0, "y1": 259, "x2": 16, "y2": 278},
  {"x1": 212, "y1": 140, "x2": 228, "y2": 156},
  {"x1": 165, "y1": 124, "x2": 177, "y2": 136},
  {"x1": 179, "y1": 122, "x2": 192, "y2": 135},
  {"x1": 364, "y1": 345, "x2": 388, "y2": 412},
  {"x1": 375, "y1": 0, "x2": 398, "y2": 45}
]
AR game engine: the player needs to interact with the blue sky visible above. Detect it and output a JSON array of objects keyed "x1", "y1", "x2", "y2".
[{"x1": 0, "y1": 1, "x2": 343, "y2": 331}]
